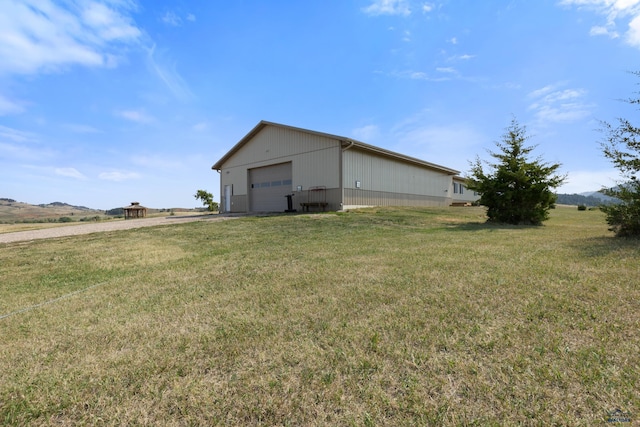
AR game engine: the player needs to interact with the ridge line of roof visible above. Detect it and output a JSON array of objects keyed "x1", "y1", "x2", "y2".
[{"x1": 212, "y1": 120, "x2": 459, "y2": 175}]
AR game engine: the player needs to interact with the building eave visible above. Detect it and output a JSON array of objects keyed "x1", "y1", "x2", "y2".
[
  {"x1": 212, "y1": 120, "x2": 460, "y2": 175},
  {"x1": 347, "y1": 140, "x2": 459, "y2": 175}
]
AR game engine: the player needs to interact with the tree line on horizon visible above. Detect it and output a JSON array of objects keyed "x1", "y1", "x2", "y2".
[{"x1": 554, "y1": 193, "x2": 618, "y2": 207}]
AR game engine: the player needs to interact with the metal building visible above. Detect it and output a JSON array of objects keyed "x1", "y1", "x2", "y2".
[
  {"x1": 212, "y1": 121, "x2": 473, "y2": 213},
  {"x1": 451, "y1": 176, "x2": 479, "y2": 206}
]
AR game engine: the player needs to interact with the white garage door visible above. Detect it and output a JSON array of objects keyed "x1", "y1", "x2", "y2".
[{"x1": 249, "y1": 162, "x2": 293, "y2": 212}]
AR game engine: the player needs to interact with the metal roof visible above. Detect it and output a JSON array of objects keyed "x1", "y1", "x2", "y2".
[{"x1": 211, "y1": 120, "x2": 460, "y2": 175}]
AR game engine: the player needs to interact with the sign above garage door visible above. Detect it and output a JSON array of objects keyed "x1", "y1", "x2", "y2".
[{"x1": 248, "y1": 162, "x2": 293, "y2": 212}]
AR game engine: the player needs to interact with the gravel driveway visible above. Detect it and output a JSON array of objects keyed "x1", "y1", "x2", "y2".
[{"x1": 0, "y1": 215, "x2": 238, "y2": 244}]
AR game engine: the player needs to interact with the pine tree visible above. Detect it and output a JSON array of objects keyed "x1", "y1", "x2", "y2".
[
  {"x1": 466, "y1": 118, "x2": 566, "y2": 225},
  {"x1": 599, "y1": 72, "x2": 640, "y2": 237}
]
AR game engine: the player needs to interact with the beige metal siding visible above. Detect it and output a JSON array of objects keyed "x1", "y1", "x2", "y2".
[
  {"x1": 222, "y1": 126, "x2": 339, "y2": 172},
  {"x1": 295, "y1": 146, "x2": 340, "y2": 190},
  {"x1": 229, "y1": 195, "x2": 247, "y2": 213},
  {"x1": 343, "y1": 189, "x2": 448, "y2": 208},
  {"x1": 218, "y1": 125, "x2": 341, "y2": 212},
  {"x1": 342, "y1": 148, "x2": 453, "y2": 207},
  {"x1": 219, "y1": 167, "x2": 248, "y2": 213},
  {"x1": 294, "y1": 187, "x2": 342, "y2": 212},
  {"x1": 452, "y1": 178, "x2": 480, "y2": 204}
]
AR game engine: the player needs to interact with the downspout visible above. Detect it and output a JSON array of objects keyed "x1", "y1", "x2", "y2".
[
  {"x1": 215, "y1": 169, "x2": 222, "y2": 213},
  {"x1": 342, "y1": 139, "x2": 355, "y2": 152},
  {"x1": 340, "y1": 140, "x2": 355, "y2": 211}
]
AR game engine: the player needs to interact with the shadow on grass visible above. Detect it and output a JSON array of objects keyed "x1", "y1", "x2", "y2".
[
  {"x1": 444, "y1": 221, "x2": 543, "y2": 232},
  {"x1": 569, "y1": 235, "x2": 640, "y2": 257}
]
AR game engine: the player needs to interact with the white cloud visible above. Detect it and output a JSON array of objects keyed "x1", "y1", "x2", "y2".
[
  {"x1": 560, "y1": 0, "x2": 640, "y2": 48},
  {"x1": 55, "y1": 167, "x2": 86, "y2": 180},
  {"x1": 0, "y1": 125, "x2": 53, "y2": 161},
  {"x1": 0, "y1": 127, "x2": 55, "y2": 161},
  {"x1": 627, "y1": 13, "x2": 640, "y2": 46},
  {"x1": 395, "y1": 124, "x2": 483, "y2": 151},
  {"x1": 161, "y1": 11, "x2": 182, "y2": 26},
  {"x1": 192, "y1": 122, "x2": 209, "y2": 132},
  {"x1": 544, "y1": 88, "x2": 587, "y2": 103},
  {"x1": 115, "y1": 109, "x2": 155, "y2": 124},
  {"x1": 436, "y1": 67, "x2": 457, "y2": 74},
  {"x1": 589, "y1": 25, "x2": 619, "y2": 37},
  {"x1": 557, "y1": 169, "x2": 622, "y2": 193},
  {"x1": 0, "y1": 94, "x2": 25, "y2": 115},
  {"x1": 532, "y1": 104, "x2": 592, "y2": 123},
  {"x1": 363, "y1": 0, "x2": 412, "y2": 16},
  {"x1": 488, "y1": 81, "x2": 521, "y2": 90},
  {"x1": 389, "y1": 114, "x2": 487, "y2": 170},
  {"x1": 99, "y1": 170, "x2": 141, "y2": 181},
  {"x1": 0, "y1": 125, "x2": 37, "y2": 143},
  {"x1": 0, "y1": 142, "x2": 42, "y2": 161},
  {"x1": 528, "y1": 84, "x2": 555, "y2": 98},
  {"x1": 422, "y1": 3, "x2": 435, "y2": 13},
  {"x1": 385, "y1": 69, "x2": 453, "y2": 81},
  {"x1": 146, "y1": 44, "x2": 193, "y2": 101},
  {"x1": 62, "y1": 123, "x2": 101, "y2": 133},
  {"x1": 0, "y1": 0, "x2": 143, "y2": 75},
  {"x1": 528, "y1": 83, "x2": 593, "y2": 124},
  {"x1": 409, "y1": 71, "x2": 429, "y2": 79},
  {"x1": 351, "y1": 124, "x2": 381, "y2": 141},
  {"x1": 82, "y1": 1, "x2": 141, "y2": 41},
  {"x1": 161, "y1": 10, "x2": 196, "y2": 26},
  {"x1": 447, "y1": 54, "x2": 475, "y2": 61}
]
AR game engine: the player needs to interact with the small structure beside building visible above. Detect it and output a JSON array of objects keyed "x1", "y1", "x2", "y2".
[{"x1": 123, "y1": 202, "x2": 147, "y2": 219}]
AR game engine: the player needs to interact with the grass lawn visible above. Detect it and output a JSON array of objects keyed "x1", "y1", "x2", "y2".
[{"x1": 0, "y1": 206, "x2": 638, "y2": 425}]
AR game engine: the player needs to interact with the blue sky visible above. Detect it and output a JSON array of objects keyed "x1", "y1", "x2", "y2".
[{"x1": 1, "y1": 0, "x2": 639, "y2": 209}]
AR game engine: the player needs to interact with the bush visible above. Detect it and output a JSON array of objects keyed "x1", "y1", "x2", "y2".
[
  {"x1": 577, "y1": 205, "x2": 587, "y2": 211},
  {"x1": 600, "y1": 195, "x2": 640, "y2": 237},
  {"x1": 599, "y1": 71, "x2": 640, "y2": 237}
]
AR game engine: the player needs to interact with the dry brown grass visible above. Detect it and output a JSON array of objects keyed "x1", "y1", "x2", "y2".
[{"x1": 0, "y1": 206, "x2": 638, "y2": 425}]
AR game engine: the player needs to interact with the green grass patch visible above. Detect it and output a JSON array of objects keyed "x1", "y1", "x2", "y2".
[{"x1": 0, "y1": 206, "x2": 638, "y2": 425}]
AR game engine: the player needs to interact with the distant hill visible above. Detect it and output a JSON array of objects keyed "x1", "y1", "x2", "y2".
[
  {"x1": 556, "y1": 192, "x2": 620, "y2": 206},
  {"x1": 579, "y1": 191, "x2": 621, "y2": 203},
  {"x1": 45, "y1": 201, "x2": 94, "y2": 210},
  {"x1": 0, "y1": 199, "x2": 107, "y2": 223},
  {"x1": 1, "y1": 198, "x2": 201, "y2": 223}
]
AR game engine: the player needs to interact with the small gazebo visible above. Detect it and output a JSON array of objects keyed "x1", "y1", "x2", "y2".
[{"x1": 123, "y1": 202, "x2": 147, "y2": 219}]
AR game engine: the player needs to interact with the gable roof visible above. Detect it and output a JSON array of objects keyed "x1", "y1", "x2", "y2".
[{"x1": 212, "y1": 120, "x2": 459, "y2": 175}]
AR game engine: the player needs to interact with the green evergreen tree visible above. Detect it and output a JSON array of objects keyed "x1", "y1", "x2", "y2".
[
  {"x1": 599, "y1": 71, "x2": 640, "y2": 237},
  {"x1": 466, "y1": 118, "x2": 566, "y2": 225}
]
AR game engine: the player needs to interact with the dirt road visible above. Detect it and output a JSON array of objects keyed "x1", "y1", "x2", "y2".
[{"x1": 0, "y1": 215, "x2": 238, "y2": 244}]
